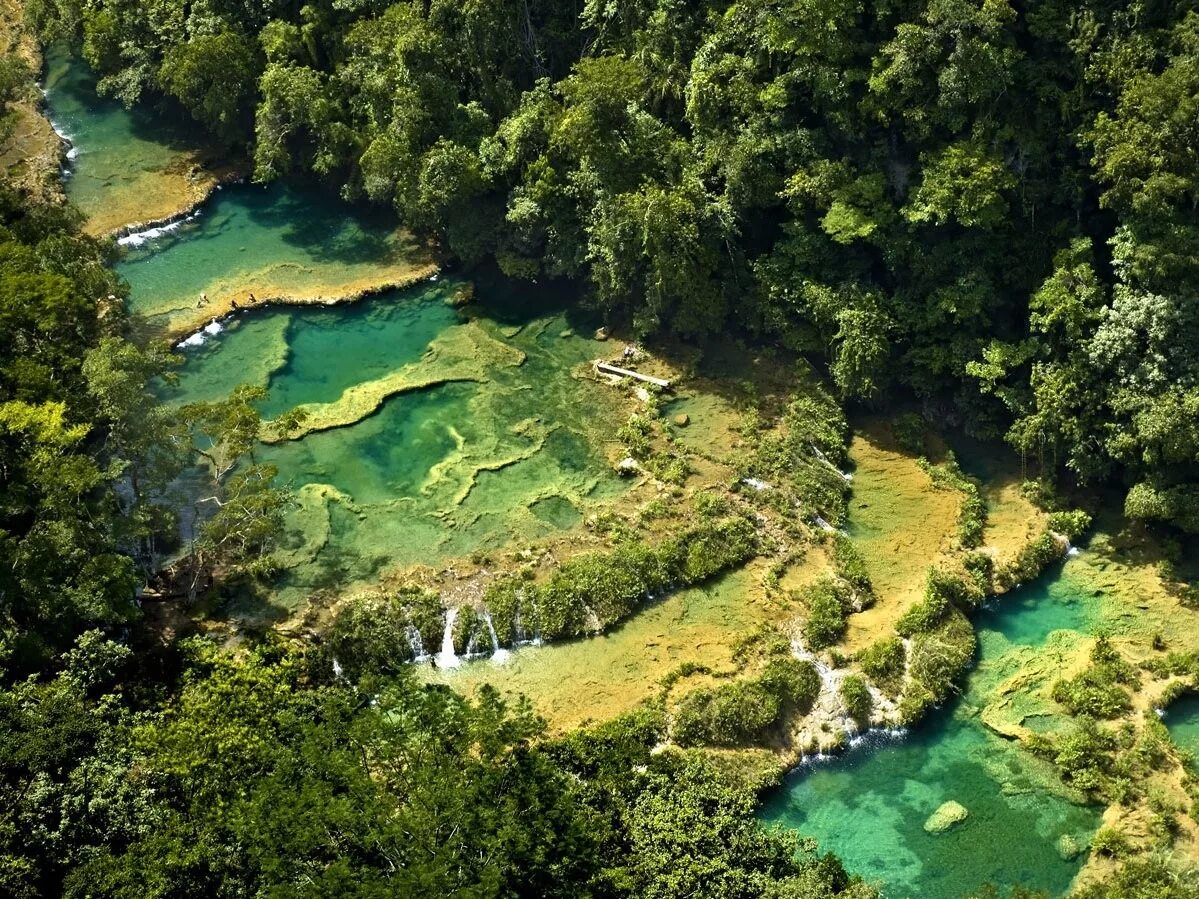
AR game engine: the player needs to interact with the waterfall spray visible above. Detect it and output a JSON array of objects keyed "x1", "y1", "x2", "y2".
[
  {"x1": 482, "y1": 611, "x2": 511, "y2": 663},
  {"x1": 434, "y1": 607, "x2": 461, "y2": 669}
]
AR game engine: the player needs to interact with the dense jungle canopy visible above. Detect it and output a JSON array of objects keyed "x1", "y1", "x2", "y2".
[
  {"x1": 26, "y1": 0, "x2": 1199, "y2": 534},
  {"x1": 2, "y1": 1, "x2": 1198, "y2": 897}
]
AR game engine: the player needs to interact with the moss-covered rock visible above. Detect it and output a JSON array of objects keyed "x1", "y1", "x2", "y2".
[{"x1": 923, "y1": 800, "x2": 969, "y2": 833}]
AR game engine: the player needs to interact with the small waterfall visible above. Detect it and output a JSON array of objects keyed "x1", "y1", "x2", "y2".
[
  {"x1": 175, "y1": 319, "x2": 225, "y2": 350},
  {"x1": 742, "y1": 477, "x2": 771, "y2": 491},
  {"x1": 118, "y1": 210, "x2": 201, "y2": 248},
  {"x1": 811, "y1": 443, "x2": 853, "y2": 481},
  {"x1": 511, "y1": 606, "x2": 527, "y2": 645},
  {"x1": 405, "y1": 624, "x2": 429, "y2": 662},
  {"x1": 482, "y1": 611, "x2": 511, "y2": 663},
  {"x1": 434, "y1": 607, "x2": 460, "y2": 669},
  {"x1": 511, "y1": 603, "x2": 541, "y2": 646},
  {"x1": 332, "y1": 658, "x2": 344, "y2": 680},
  {"x1": 813, "y1": 514, "x2": 837, "y2": 533}
]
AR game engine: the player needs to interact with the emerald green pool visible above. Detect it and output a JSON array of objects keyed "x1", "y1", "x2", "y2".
[
  {"x1": 115, "y1": 180, "x2": 422, "y2": 329},
  {"x1": 1164, "y1": 695, "x2": 1199, "y2": 760},
  {"x1": 162, "y1": 281, "x2": 459, "y2": 415},
  {"x1": 164, "y1": 274, "x2": 626, "y2": 608},
  {"x1": 760, "y1": 565, "x2": 1104, "y2": 898},
  {"x1": 47, "y1": 48, "x2": 625, "y2": 612},
  {"x1": 42, "y1": 47, "x2": 209, "y2": 234}
]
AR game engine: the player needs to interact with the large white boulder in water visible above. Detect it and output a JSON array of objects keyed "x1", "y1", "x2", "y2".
[{"x1": 923, "y1": 800, "x2": 969, "y2": 834}]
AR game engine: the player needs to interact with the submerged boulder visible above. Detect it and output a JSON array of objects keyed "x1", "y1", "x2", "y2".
[
  {"x1": 1056, "y1": 833, "x2": 1085, "y2": 860},
  {"x1": 923, "y1": 800, "x2": 969, "y2": 834}
]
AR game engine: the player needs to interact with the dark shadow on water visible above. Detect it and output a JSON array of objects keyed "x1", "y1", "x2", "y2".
[
  {"x1": 46, "y1": 46, "x2": 233, "y2": 173},
  {"x1": 240, "y1": 181, "x2": 404, "y2": 266},
  {"x1": 464, "y1": 261, "x2": 598, "y2": 332}
]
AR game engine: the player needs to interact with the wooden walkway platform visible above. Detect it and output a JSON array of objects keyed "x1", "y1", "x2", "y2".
[{"x1": 594, "y1": 361, "x2": 672, "y2": 389}]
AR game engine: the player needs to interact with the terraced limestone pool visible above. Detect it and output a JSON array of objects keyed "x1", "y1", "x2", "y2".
[
  {"x1": 1164, "y1": 695, "x2": 1199, "y2": 759},
  {"x1": 760, "y1": 563, "x2": 1108, "y2": 899},
  {"x1": 427, "y1": 564, "x2": 804, "y2": 733},
  {"x1": 42, "y1": 47, "x2": 227, "y2": 236},
  {"x1": 116, "y1": 181, "x2": 431, "y2": 336},
  {"x1": 164, "y1": 276, "x2": 628, "y2": 611},
  {"x1": 48, "y1": 48, "x2": 627, "y2": 614}
]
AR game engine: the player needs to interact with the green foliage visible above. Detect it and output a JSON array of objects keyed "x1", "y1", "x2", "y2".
[
  {"x1": 904, "y1": 141, "x2": 1014, "y2": 229},
  {"x1": 741, "y1": 384, "x2": 851, "y2": 525},
  {"x1": 922, "y1": 455, "x2": 987, "y2": 548},
  {"x1": 485, "y1": 516, "x2": 757, "y2": 644},
  {"x1": 1031, "y1": 717, "x2": 1119, "y2": 798},
  {"x1": 324, "y1": 592, "x2": 417, "y2": 678},
  {"x1": 159, "y1": 31, "x2": 258, "y2": 144},
  {"x1": 858, "y1": 637, "x2": 906, "y2": 697},
  {"x1": 0, "y1": 183, "x2": 149, "y2": 673},
  {"x1": 802, "y1": 577, "x2": 850, "y2": 650},
  {"x1": 673, "y1": 658, "x2": 819, "y2": 747},
  {"x1": 674, "y1": 515, "x2": 757, "y2": 583},
  {"x1": 899, "y1": 609, "x2": 976, "y2": 724},
  {"x1": 70, "y1": 643, "x2": 599, "y2": 897},
  {"x1": 1073, "y1": 858, "x2": 1199, "y2": 899},
  {"x1": 1047, "y1": 510, "x2": 1092, "y2": 542},
  {"x1": 995, "y1": 531, "x2": 1066, "y2": 592},
  {"x1": 0, "y1": 633, "x2": 878, "y2": 898},
  {"x1": 895, "y1": 592, "x2": 949, "y2": 638},
  {"x1": 891, "y1": 413, "x2": 926, "y2": 455},
  {"x1": 1051, "y1": 637, "x2": 1139, "y2": 719},
  {"x1": 34, "y1": 0, "x2": 1199, "y2": 536},
  {"x1": 840, "y1": 675, "x2": 872, "y2": 725},
  {"x1": 830, "y1": 534, "x2": 873, "y2": 599}
]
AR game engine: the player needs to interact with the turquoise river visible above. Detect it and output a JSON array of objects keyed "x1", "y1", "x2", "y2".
[
  {"x1": 760, "y1": 563, "x2": 1107, "y2": 898},
  {"x1": 45, "y1": 50, "x2": 1198, "y2": 899}
]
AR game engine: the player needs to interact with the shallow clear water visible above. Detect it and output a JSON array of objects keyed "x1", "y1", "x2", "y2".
[
  {"x1": 164, "y1": 283, "x2": 458, "y2": 416},
  {"x1": 43, "y1": 48, "x2": 209, "y2": 234},
  {"x1": 116, "y1": 180, "x2": 423, "y2": 329},
  {"x1": 50, "y1": 34, "x2": 626, "y2": 613},
  {"x1": 262, "y1": 307, "x2": 625, "y2": 602},
  {"x1": 163, "y1": 275, "x2": 626, "y2": 608},
  {"x1": 760, "y1": 566, "x2": 1103, "y2": 898},
  {"x1": 429, "y1": 567, "x2": 789, "y2": 732}
]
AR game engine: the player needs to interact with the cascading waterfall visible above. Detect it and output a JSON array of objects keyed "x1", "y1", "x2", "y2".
[
  {"x1": 175, "y1": 319, "x2": 225, "y2": 350},
  {"x1": 811, "y1": 443, "x2": 853, "y2": 481},
  {"x1": 510, "y1": 601, "x2": 541, "y2": 646},
  {"x1": 791, "y1": 636, "x2": 858, "y2": 742},
  {"x1": 405, "y1": 624, "x2": 428, "y2": 662},
  {"x1": 118, "y1": 209, "x2": 202, "y2": 248},
  {"x1": 482, "y1": 611, "x2": 511, "y2": 663},
  {"x1": 511, "y1": 606, "x2": 527, "y2": 645},
  {"x1": 434, "y1": 607, "x2": 460, "y2": 669}
]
